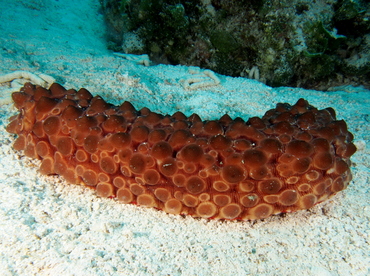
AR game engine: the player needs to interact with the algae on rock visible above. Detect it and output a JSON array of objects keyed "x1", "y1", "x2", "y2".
[{"x1": 100, "y1": 0, "x2": 370, "y2": 89}]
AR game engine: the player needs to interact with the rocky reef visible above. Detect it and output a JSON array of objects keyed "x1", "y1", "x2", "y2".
[{"x1": 100, "y1": 0, "x2": 370, "y2": 89}]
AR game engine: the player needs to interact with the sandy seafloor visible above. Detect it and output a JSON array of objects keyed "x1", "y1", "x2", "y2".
[{"x1": 0, "y1": 1, "x2": 369, "y2": 275}]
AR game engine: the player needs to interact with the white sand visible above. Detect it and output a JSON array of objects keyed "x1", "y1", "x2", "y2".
[{"x1": 0, "y1": 1, "x2": 369, "y2": 275}]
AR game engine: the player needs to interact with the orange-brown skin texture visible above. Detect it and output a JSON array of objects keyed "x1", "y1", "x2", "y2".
[{"x1": 6, "y1": 83, "x2": 357, "y2": 220}]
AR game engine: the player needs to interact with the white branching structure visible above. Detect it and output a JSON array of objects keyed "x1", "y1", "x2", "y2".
[
  {"x1": 113, "y1": 52, "x2": 151, "y2": 66},
  {"x1": 0, "y1": 71, "x2": 56, "y2": 105},
  {"x1": 248, "y1": 66, "x2": 260, "y2": 81},
  {"x1": 180, "y1": 68, "x2": 221, "y2": 90}
]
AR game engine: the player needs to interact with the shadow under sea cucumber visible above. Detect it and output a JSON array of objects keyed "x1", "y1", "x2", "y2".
[{"x1": 6, "y1": 83, "x2": 357, "y2": 220}]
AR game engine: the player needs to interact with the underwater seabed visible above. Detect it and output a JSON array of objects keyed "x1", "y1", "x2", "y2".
[{"x1": 0, "y1": 0, "x2": 369, "y2": 275}]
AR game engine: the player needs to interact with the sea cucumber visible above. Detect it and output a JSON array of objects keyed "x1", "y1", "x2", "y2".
[{"x1": 6, "y1": 83, "x2": 356, "y2": 220}]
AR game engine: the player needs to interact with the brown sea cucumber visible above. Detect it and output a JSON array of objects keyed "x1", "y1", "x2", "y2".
[{"x1": 6, "y1": 83, "x2": 356, "y2": 220}]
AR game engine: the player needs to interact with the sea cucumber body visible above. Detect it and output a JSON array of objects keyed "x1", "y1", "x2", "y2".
[{"x1": 6, "y1": 83, "x2": 356, "y2": 220}]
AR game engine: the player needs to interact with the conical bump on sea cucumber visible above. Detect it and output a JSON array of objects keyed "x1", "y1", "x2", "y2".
[{"x1": 6, "y1": 82, "x2": 357, "y2": 220}]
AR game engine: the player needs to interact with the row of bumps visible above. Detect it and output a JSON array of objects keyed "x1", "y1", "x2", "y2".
[{"x1": 6, "y1": 83, "x2": 356, "y2": 220}]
